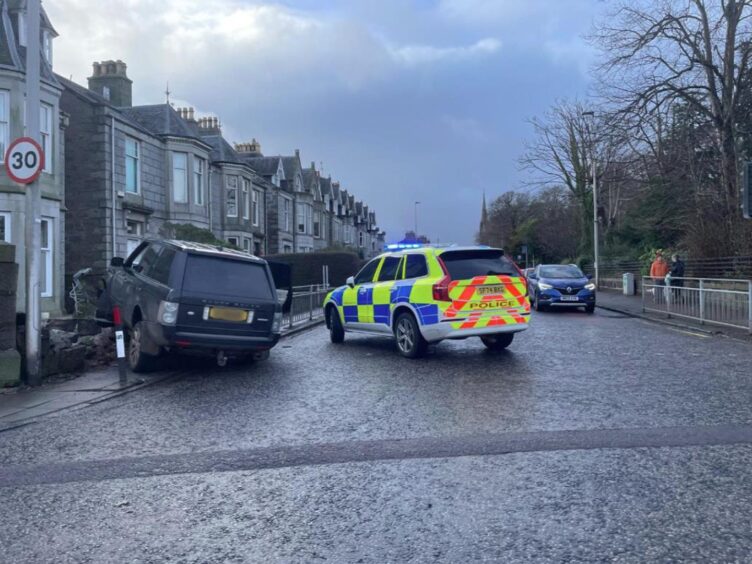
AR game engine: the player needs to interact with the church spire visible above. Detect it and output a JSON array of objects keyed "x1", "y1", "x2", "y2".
[{"x1": 478, "y1": 191, "x2": 490, "y2": 244}]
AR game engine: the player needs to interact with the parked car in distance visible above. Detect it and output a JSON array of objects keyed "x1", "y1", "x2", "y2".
[
  {"x1": 528, "y1": 264, "x2": 596, "y2": 313},
  {"x1": 99, "y1": 239, "x2": 289, "y2": 372}
]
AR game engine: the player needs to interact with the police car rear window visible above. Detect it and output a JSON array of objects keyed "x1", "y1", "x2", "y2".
[{"x1": 441, "y1": 250, "x2": 518, "y2": 280}]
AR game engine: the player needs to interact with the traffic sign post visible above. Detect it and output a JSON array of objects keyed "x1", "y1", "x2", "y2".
[{"x1": 22, "y1": 0, "x2": 42, "y2": 386}]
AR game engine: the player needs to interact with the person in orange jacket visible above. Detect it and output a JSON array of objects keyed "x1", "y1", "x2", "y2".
[{"x1": 650, "y1": 251, "x2": 670, "y2": 290}]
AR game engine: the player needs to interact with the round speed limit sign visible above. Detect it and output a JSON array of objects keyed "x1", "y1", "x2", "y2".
[{"x1": 4, "y1": 137, "x2": 45, "y2": 184}]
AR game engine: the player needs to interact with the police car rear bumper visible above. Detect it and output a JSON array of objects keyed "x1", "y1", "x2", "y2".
[{"x1": 421, "y1": 317, "x2": 529, "y2": 342}]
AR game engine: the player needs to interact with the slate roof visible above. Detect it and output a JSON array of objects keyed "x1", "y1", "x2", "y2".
[
  {"x1": 201, "y1": 134, "x2": 244, "y2": 165},
  {"x1": 281, "y1": 156, "x2": 301, "y2": 180},
  {"x1": 0, "y1": 0, "x2": 60, "y2": 87},
  {"x1": 243, "y1": 156, "x2": 281, "y2": 178},
  {"x1": 119, "y1": 104, "x2": 198, "y2": 139},
  {"x1": 302, "y1": 168, "x2": 319, "y2": 195},
  {"x1": 56, "y1": 74, "x2": 154, "y2": 136}
]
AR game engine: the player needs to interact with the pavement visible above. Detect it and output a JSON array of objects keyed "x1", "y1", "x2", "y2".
[
  {"x1": 1, "y1": 309, "x2": 752, "y2": 562},
  {"x1": 0, "y1": 318, "x2": 324, "y2": 433},
  {"x1": 597, "y1": 288, "x2": 752, "y2": 341}
]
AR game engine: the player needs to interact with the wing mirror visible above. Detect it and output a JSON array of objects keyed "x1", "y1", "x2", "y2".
[
  {"x1": 110, "y1": 257, "x2": 124, "y2": 268},
  {"x1": 586, "y1": 274, "x2": 594, "y2": 280},
  {"x1": 346, "y1": 276, "x2": 355, "y2": 288},
  {"x1": 528, "y1": 273, "x2": 537, "y2": 280}
]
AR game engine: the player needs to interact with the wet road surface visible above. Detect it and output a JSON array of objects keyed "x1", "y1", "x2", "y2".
[{"x1": 2, "y1": 310, "x2": 752, "y2": 562}]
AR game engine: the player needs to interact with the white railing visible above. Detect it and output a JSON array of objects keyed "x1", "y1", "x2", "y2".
[
  {"x1": 282, "y1": 285, "x2": 330, "y2": 331},
  {"x1": 641, "y1": 277, "x2": 752, "y2": 333}
]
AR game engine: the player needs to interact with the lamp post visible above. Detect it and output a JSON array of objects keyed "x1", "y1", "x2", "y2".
[
  {"x1": 582, "y1": 110, "x2": 599, "y2": 288},
  {"x1": 414, "y1": 201, "x2": 420, "y2": 237}
]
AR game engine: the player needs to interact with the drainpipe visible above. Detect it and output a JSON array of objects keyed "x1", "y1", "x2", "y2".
[
  {"x1": 208, "y1": 166, "x2": 213, "y2": 234},
  {"x1": 111, "y1": 115, "x2": 117, "y2": 261}
]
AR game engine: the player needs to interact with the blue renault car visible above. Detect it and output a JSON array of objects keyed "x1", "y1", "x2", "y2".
[{"x1": 528, "y1": 264, "x2": 596, "y2": 313}]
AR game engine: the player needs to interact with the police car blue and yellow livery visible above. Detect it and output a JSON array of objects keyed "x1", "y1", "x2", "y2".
[{"x1": 324, "y1": 246, "x2": 530, "y2": 358}]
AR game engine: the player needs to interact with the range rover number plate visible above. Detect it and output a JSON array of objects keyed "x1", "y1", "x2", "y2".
[{"x1": 208, "y1": 307, "x2": 252, "y2": 323}]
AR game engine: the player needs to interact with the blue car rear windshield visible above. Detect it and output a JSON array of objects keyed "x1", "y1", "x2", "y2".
[
  {"x1": 441, "y1": 250, "x2": 518, "y2": 279},
  {"x1": 539, "y1": 265, "x2": 584, "y2": 279},
  {"x1": 182, "y1": 255, "x2": 273, "y2": 299}
]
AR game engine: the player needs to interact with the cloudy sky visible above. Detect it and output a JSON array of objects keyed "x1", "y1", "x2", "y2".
[{"x1": 47, "y1": 0, "x2": 607, "y2": 245}]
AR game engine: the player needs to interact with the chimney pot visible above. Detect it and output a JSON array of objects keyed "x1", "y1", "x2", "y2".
[
  {"x1": 188, "y1": 108, "x2": 195, "y2": 121},
  {"x1": 295, "y1": 149, "x2": 300, "y2": 158}
]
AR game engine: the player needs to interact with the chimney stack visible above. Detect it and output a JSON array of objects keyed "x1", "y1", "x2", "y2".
[
  {"x1": 88, "y1": 59, "x2": 133, "y2": 107},
  {"x1": 197, "y1": 115, "x2": 221, "y2": 135}
]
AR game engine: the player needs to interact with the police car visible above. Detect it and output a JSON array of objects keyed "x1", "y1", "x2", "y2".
[{"x1": 323, "y1": 246, "x2": 530, "y2": 358}]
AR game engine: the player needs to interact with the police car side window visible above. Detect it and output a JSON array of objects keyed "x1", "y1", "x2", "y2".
[
  {"x1": 354, "y1": 259, "x2": 380, "y2": 285},
  {"x1": 404, "y1": 254, "x2": 428, "y2": 279},
  {"x1": 378, "y1": 256, "x2": 401, "y2": 281}
]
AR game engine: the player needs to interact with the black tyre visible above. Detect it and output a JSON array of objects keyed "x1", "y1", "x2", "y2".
[
  {"x1": 534, "y1": 293, "x2": 546, "y2": 312},
  {"x1": 128, "y1": 321, "x2": 157, "y2": 373},
  {"x1": 481, "y1": 333, "x2": 514, "y2": 351},
  {"x1": 328, "y1": 307, "x2": 345, "y2": 344},
  {"x1": 585, "y1": 304, "x2": 595, "y2": 314},
  {"x1": 394, "y1": 312, "x2": 427, "y2": 358}
]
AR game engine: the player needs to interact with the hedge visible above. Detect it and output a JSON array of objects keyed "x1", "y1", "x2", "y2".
[{"x1": 266, "y1": 251, "x2": 363, "y2": 287}]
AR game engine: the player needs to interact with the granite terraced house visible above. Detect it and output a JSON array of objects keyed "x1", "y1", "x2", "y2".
[{"x1": 0, "y1": 0, "x2": 65, "y2": 315}]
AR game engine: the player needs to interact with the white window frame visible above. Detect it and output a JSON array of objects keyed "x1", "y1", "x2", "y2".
[
  {"x1": 125, "y1": 137, "x2": 140, "y2": 194},
  {"x1": 243, "y1": 237, "x2": 252, "y2": 254},
  {"x1": 252, "y1": 190, "x2": 260, "y2": 226},
  {"x1": 193, "y1": 157, "x2": 204, "y2": 205},
  {"x1": 283, "y1": 198, "x2": 291, "y2": 232},
  {"x1": 242, "y1": 178, "x2": 250, "y2": 220},
  {"x1": 40, "y1": 218, "x2": 53, "y2": 298},
  {"x1": 0, "y1": 91, "x2": 8, "y2": 164},
  {"x1": 40, "y1": 103, "x2": 53, "y2": 173},
  {"x1": 297, "y1": 202, "x2": 306, "y2": 234},
  {"x1": 172, "y1": 152, "x2": 188, "y2": 203},
  {"x1": 126, "y1": 220, "x2": 144, "y2": 256},
  {"x1": 0, "y1": 211, "x2": 11, "y2": 243},
  {"x1": 226, "y1": 176, "x2": 238, "y2": 217},
  {"x1": 314, "y1": 211, "x2": 321, "y2": 238},
  {"x1": 43, "y1": 30, "x2": 52, "y2": 65},
  {"x1": 18, "y1": 12, "x2": 26, "y2": 46}
]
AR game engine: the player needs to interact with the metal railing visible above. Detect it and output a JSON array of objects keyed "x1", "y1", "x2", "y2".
[
  {"x1": 282, "y1": 285, "x2": 330, "y2": 330},
  {"x1": 641, "y1": 276, "x2": 752, "y2": 333}
]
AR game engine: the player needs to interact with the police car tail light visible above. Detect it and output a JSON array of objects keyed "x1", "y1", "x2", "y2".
[{"x1": 433, "y1": 275, "x2": 452, "y2": 302}]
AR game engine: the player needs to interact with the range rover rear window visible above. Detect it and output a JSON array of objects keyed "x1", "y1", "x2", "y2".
[{"x1": 182, "y1": 255, "x2": 274, "y2": 300}]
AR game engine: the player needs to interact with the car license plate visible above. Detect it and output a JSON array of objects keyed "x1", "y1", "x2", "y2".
[
  {"x1": 208, "y1": 307, "x2": 251, "y2": 323},
  {"x1": 477, "y1": 285, "x2": 505, "y2": 296},
  {"x1": 560, "y1": 295, "x2": 579, "y2": 302}
]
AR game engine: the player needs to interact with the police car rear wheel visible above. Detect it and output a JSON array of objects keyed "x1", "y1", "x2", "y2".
[
  {"x1": 394, "y1": 313, "x2": 427, "y2": 358},
  {"x1": 328, "y1": 308, "x2": 345, "y2": 344},
  {"x1": 481, "y1": 333, "x2": 514, "y2": 351}
]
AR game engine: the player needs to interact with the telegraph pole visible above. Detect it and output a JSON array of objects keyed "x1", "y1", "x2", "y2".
[{"x1": 25, "y1": 0, "x2": 42, "y2": 385}]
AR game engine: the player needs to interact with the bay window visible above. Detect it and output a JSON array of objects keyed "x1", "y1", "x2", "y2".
[{"x1": 172, "y1": 152, "x2": 188, "y2": 203}]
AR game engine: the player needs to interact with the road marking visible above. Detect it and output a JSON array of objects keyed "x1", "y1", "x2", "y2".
[
  {"x1": 3, "y1": 423, "x2": 752, "y2": 488},
  {"x1": 668, "y1": 327, "x2": 711, "y2": 339}
]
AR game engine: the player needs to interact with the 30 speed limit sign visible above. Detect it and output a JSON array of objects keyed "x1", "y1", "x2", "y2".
[{"x1": 4, "y1": 137, "x2": 45, "y2": 184}]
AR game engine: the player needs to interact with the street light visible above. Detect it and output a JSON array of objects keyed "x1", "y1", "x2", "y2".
[
  {"x1": 582, "y1": 110, "x2": 599, "y2": 289},
  {"x1": 414, "y1": 201, "x2": 421, "y2": 236}
]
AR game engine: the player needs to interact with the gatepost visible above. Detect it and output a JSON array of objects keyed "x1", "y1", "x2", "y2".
[{"x1": 0, "y1": 242, "x2": 21, "y2": 386}]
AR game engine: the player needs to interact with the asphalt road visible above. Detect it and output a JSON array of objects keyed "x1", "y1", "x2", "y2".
[{"x1": 2, "y1": 310, "x2": 752, "y2": 562}]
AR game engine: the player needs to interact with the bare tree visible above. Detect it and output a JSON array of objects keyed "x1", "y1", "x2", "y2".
[{"x1": 592, "y1": 0, "x2": 752, "y2": 247}]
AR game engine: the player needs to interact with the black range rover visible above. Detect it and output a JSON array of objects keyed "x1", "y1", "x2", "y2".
[{"x1": 101, "y1": 239, "x2": 290, "y2": 372}]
